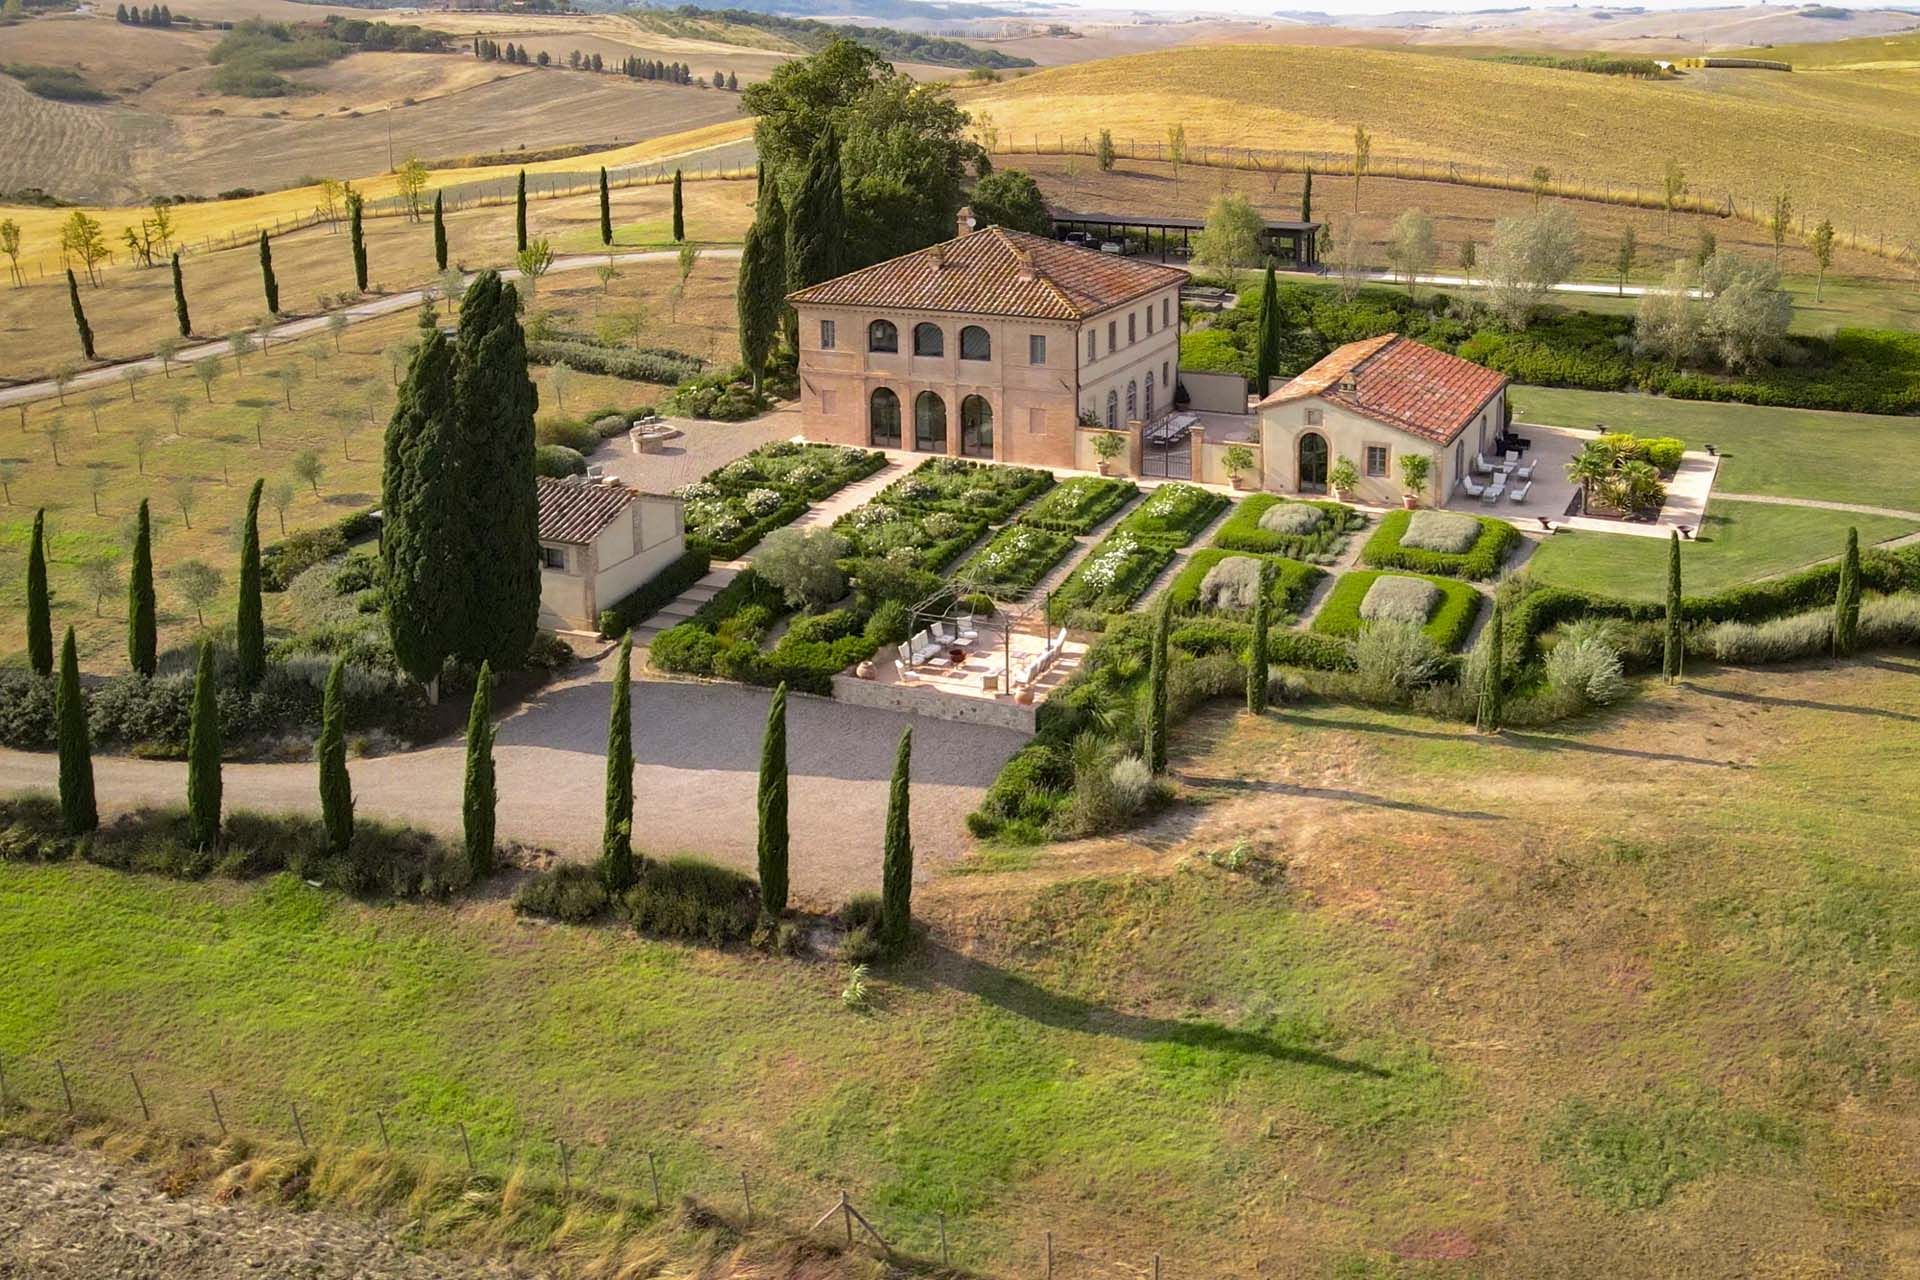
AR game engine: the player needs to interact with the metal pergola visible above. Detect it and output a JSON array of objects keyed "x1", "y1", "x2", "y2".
[
  {"x1": 1048, "y1": 207, "x2": 1325, "y2": 270},
  {"x1": 907, "y1": 579, "x2": 1053, "y2": 687}
]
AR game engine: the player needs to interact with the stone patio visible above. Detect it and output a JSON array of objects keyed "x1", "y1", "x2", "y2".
[{"x1": 1444, "y1": 422, "x2": 1719, "y2": 539}]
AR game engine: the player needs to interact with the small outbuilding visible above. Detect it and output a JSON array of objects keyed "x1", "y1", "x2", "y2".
[{"x1": 535, "y1": 475, "x2": 685, "y2": 631}]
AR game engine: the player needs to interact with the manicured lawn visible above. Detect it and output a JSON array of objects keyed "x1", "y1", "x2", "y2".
[
  {"x1": 1512, "y1": 385, "x2": 1920, "y2": 510},
  {"x1": 1526, "y1": 499, "x2": 1920, "y2": 602}
]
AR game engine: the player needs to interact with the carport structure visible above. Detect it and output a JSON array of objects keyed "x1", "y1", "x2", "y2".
[{"x1": 1049, "y1": 208, "x2": 1324, "y2": 270}]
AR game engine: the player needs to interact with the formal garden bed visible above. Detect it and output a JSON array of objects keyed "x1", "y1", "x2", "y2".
[
  {"x1": 959, "y1": 524, "x2": 1077, "y2": 599},
  {"x1": 1114, "y1": 483, "x2": 1231, "y2": 546},
  {"x1": 1047, "y1": 531, "x2": 1176, "y2": 622},
  {"x1": 1361, "y1": 508, "x2": 1520, "y2": 581},
  {"x1": 833, "y1": 503, "x2": 988, "y2": 573},
  {"x1": 675, "y1": 483, "x2": 810, "y2": 560},
  {"x1": 1313, "y1": 570, "x2": 1483, "y2": 650},
  {"x1": 1213, "y1": 494, "x2": 1367, "y2": 563},
  {"x1": 1166, "y1": 549, "x2": 1325, "y2": 622},
  {"x1": 707, "y1": 442, "x2": 888, "y2": 502},
  {"x1": 1016, "y1": 476, "x2": 1139, "y2": 535},
  {"x1": 877, "y1": 457, "x2": 1054, "y2": 521}
]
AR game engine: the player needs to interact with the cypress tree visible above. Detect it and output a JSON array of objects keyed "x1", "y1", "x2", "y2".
[
  {"x1": 1477, "y1": 601, "x2": 1504, "y2": 733},
  {"x1": 787, "y1": 127, "x2": 845, "y2": 293},
  {"x1": 26, "y1": 508, "x2": 52, "y2": 676},
  {"x1": 56, "y1": 628, "x2": 96, "y2": 836},
  {"x1": 671, "y1": 168, "x2": 685, "y2": 242},
  {"x1": 757, "y1": 682, "x2": 789, "y2": 917},
  {"x1": 67, "y1": 269, "x2": 95, "y2": 360},
  {"x1": 348, "y1": 192, "x2": 368, "y2": 292},
  {"x1": 600, "y1": 634, "x2": 636, "y2": 892},
  {"x1": 1144, "y1": 599, "x2": 1170, "y2": 773},
  {"x1": 186, "y1": 640, "x2": 221, "y2": 849},
  {"x1": 1833, "y1": 526, "x2": 1861, "y2": 656},
  {"x1": 735, "y1": 183, "x2": 786, "y2": 389},
  {"x1": 382, "y1": 327, "x2": 463, "y2": 691},
  {"x1": 128, "y1": 499, "x2": 156, "y2": 677},
  {"x1": 515, "y1": 170, "x2": 528, "y2": 252},
  {"x1": 172, "y1": 252, "x2": 192, "y2": 337},
  {"x1": 316, "y1": 656, "x2": 353, "y2": 853},
  {"x1": 1245, "y1": 567, "x2": 1269, "y2": 714},
  {"x1": 433, "y1": 190, "x2": 448, "y2": 271},
  {"x1": 258, "y1": 231, "x2": 279, "y2": 314},
  {"x1": 451, "y1": 272, "x2": 540, "y2": 669},
  {"x1": 1301, "y1": 167, "x2": 1313, "y2": 222},
  {"x1": 236, "y1": 479, "x2": 265, "y2": 686},
  {"x1": 1663, "y1": 530, "x2": 1684, "y2": 681},
  {"x1": 1254, "y1": 264, "x2": 1280, "y2": 399},
  {"x1": 880, "y1": 726, "x2": 912, "y2": 948},
  {"x1": 598, "y1": 167, "x2": 612, "y2": 246},
  {"x1": 462, "y1": 661, "x2": 495, "y2": 879}
]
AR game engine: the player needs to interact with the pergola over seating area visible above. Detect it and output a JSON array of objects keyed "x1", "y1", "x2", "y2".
[{"x1": 1049, "y1": 207, "x2": 1324, "y2": 270}]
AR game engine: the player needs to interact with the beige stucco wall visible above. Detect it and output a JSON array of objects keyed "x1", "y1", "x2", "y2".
[
  {"x1": 1256, "y1": 388, "x2": 1504, "y2": 505},
  {"x1": 538, "y1": 493, "x2": 686, "y2": 630},
  {"x1": 1179, "y1": 370, "x2": 1251, "y2": 415}
]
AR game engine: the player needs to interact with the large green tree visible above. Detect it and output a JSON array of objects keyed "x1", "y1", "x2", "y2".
[
  {"x1": 348, "y1": 192, "x2": 368, "y2": 293},
  {"x1": 671, "y1": 168, "x2": 685, "y2": 242},
  {"x1": 598, "y1": 167, "x2": 611, "y2": 246},
  {"x1": 128, "y1": 499, "x2": 156, "y2": 676},
  {"x1": 186, "y1": 640, "x2": 221, "y2": 849},
  {"x1": 1254, "y1": 264, "x2": 1281, "y2": 399},
  {"x1": 881, "y1": 726, "x2": 912, "y2": 948},
  {"x1": 1833, "y1": 526, "x2": 1861, "y2": 656},
  {"x1": 463, "y1": 661, "x2": 495, "y2": 879},
  {"x1": 787, "y1": 126, "x2": 846, "y2": 300},
  {"x1": 757, "y1": 682, "x2": 790, "y2": 917},
  {"x1": 735, "y1": 183, "x2": 787, "y2": 389},
  {"x1": 967, "y1": 169, "x2": 1051, "y2": 237},
  {"x1": 56, "y1": 628, "x2": 96, "y2": 835},
  {"x1": 1245, "y1": 568, "x2": 1269, "y2": 715},
  {"x1": 381, "y1": 326, "x2": 464, "y2": 689},
  {"x1": 433, "y1": 190, "x2": 448, "y2": 271},
  {"x1": 600, "y1": 635, "x2": 636, "y2": 892},
  {"x1": 67, "y1": 269, "x2": 95, "y2": 360},
  {"x1": 236, "y1": 478, "x2": 265, "y2": 686},
  {"x1": 1478, "y1": 601, "x2": 1504, "y2": 733},
  {"x1": 25, "y1": 508, "x2": 51, "y2": 676},
  {"x1": 171, "y1": 252, "x2": 191, "y2": 338},
  {"x1": 1663, "y1": 531, "x2": 1684, "y2": 681},
  {"x1": 317, "y1": 656, "x2": 353, "y2": 853},
  {"x1": 515, "y1": 170, "x2": 528, "y2": 252},
  {"x1": 258, "y1": 231, "x2": 279, "y2": 314}
]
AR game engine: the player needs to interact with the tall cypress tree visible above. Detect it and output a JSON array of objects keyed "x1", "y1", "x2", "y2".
[
  {"x1": 236, "y1": 479, "x2": 265, "y2": 686},
  {"x1": 757, "y1": 682, "x2": 789, "y2": 917},
  {"x1": 600, "y1": 635, "x2": 636, "y2": 892},
  {"x1": 463, "y1": 661, "x2": 496, "y2": 879},
  {"x1": 171, "y1": 253, "x2": 192, "y2": 337},
  {"x1": 258, "y1": 231, "x2": 279, "y2": 314},
  {"x1": 1301, "y1": 167, "x2": 1313, "y2": 222},
  {"x1": 382, "y1": 327, "x2": 463, "y2": 691},
  {"x1": 186, "y1": 640, "x2": 221, "y2": 849},
  {"x1": 880, "y1": 726, "x2": 912, "y2": 948},
  {"x1": 348, "y1": 192, "x2": 368, "y2": 292},
  {"x1": 598, "y1": 167, "x2": 612, "y2": 246},
  {"x1": 787, "y1": 128, "x2": 845, "y2": 294},
  {"x1": 1245, "y1": 568, "x2": 1269, "y2": 715},
  {"x1": 515, "y1": 170, "x2": 528, "y2": 252},
  {"x1": 1477, "y1": 601, "x2": 1504, "y2": 733},
  {"x1": 1144, "y1": 599, "x2": 1170, "y2": 773},
  {"x1": 1833, "y1": 526, "x2": 1861, "y2": 656},
  {"x1": 317, "y1": 656, "x2": 353, "y2": 853},
  {"x1": 56, "y1": 627, "x2": 96, "y2": 836},
  {"x1": 671, "y1": 168, "x2": 685, "y2": 242},
  {"x1": 1255, "y1": 264, "x2": 1280, "y2": 399},
  {"x1": 25, "y1": 508, "x2": 52, "y2": 676},
  {"x1": 67, "y1": 269, "x2": 95, "y2": 360},
  {"x1": 1663, "y1": 530, "x2": 1684, "y2": 682},
  {"x1": 433, "y1": 190, "x2": 448, "y2": 271},
  {"x1": 735, "y1": 184, "x2": 786, "y2": 390},
  {"x1": 451, "y1": 272, "x2": 540, "y2": 669},
  {"x1": 128, "y1": 499, "x2": 156, "y2": 677}
]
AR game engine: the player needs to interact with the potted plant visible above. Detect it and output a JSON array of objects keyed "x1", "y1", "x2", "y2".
[
  {"x1": 1397, "y1": 453, "x2": 1431, "y2": 509},
  {"x1": 1329, "y1": 455, "x2": 1359, "y2": 501},
  {"x1": 1091, "y1": 429, "x2": 1127, "y2": 476},
  {"x1": 1221, "y1": 443, "x2": 1256, "y2": 490}
]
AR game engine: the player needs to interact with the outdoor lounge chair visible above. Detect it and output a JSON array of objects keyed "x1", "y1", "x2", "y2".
[
  {"x1": 955, "y1": 618, "x2": 979, "y2": 644},
  {"x1": 1481, "y1": 482, "x2": 1502, "y2": 505},
  {"x1": 1473, "y1": 452, "x2": 1494, "y2": 475},
  {"x1": 1504, "y1": 450, "x2": 1521, "y2": 468},
  {"x1": 1516, "y1": 461, "x2": 1535, "y2": 482},
  {"x1": 1462, "y1": 476, "x2": 1485, "y2": 498},
  {"x1": 1509, "y1": 480, "x2": 1533, "y2": 503}
]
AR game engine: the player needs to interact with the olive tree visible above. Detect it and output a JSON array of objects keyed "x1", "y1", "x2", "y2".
[
  {"x1": 1192, "y1": 192, "x2": 1265, "y2": 275},
  {"x1": 1485, "y1": 204, "x2": 1580, "y2": 328},
  {"x1": 753, "y1": 527, "x2": 849, "y2": 610},
  {"x1": 1385, "y1": 208, "x2": 1436, "y2": 296}
]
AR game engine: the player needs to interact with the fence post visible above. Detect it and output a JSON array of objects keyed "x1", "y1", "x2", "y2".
[
  {"x1": 558, "y1": 1140, "x2": 571, "y2": 1195},
  {"x1": 129, "y1": 1072, "x2": 150, "y2": 1122},
  {"x1": 939, "y1": 1212, "x2": 949, "y2": 1266},
  {"x1": 741, "y1": 1169, "x2": 752, "y2": 1224},
  {"x1": 1155, "y1": 1253, "x2": 1162, "y2": 1280},
  {"x1": 290, "y1": 1100, "x2": 308, "y2": 1149},
  {"x1": 1045, "y1": 1230, "x2": 1054, "y2": 1278},
  {"x1": 459, "y1": 1121, "x2": 475, "y2": 1173},
  {"x1": 54, "y1": 1060, "x2": 73, "y2": 1114},
  {"x1": 208, "y1": 1088, "x2": 226, "y2": 1136},
  {"x1": 375, "y1": 1110, "x2": 390, "y2": 1151},
  {"x1": 648, "y1": 1150, "x2": 663, "y2": 1210}
]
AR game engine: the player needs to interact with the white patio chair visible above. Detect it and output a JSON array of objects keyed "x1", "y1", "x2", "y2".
[
  {"x1": 1473, "y1": 452, "x2": 1494, "y2": 476},
  {"x1": 896, "y1": 642, "x2": 913, "y2": 669},
  {"x1": 1462, "y1": 476, "x2": 1485, "y2": 498},
  {"x1": 1481, "y1": 482, "x2": 1502, "y2": 505},
  {"x1": 1509, "y1": 480, "x2": 1533, "y2": 504},
  {"x1": 954, "y1": 616, "x2": 978, "y2": 644},
  {"x1": 1516, "y1": 461, "x2": 1535, "y2": 482},
  {"x1": 931, "y1": 621, "x2": 953, "y2": 643},
  {"x1": 1504, "y1": 449, "x2": 1520, "y2": 467}
]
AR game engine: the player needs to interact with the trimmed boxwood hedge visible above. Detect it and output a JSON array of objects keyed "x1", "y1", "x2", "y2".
[
  {"x1": 1018, "y1": 475, "x2": 1139, "y2": 535},
  {"x1": 1313, "y1": 570, "x2": 1484, "y2": 651},
  {"x1": 526, "y1": 339, "x2": 703, "y2": 385},
  {"x1": 597, "y1": 547, "x2": 711, "y2": 638},
  {"x1": 1361, "y1": 508, "x2": 1520, "y2": 581},
  {"x1": 1166, "y1": 549, "x2": 1324, "y2": 619},
  {"x1": 1046, "y1": 530, "x2": 1175, "y2": 620},
  {"x1": 1115, "y1": 483, "x2": 1230, "y2": 547},
  {"x1": 833, "y1": 503, "x2": 986, "y2": 573},
  {"x1": 1169, "y1": 617, "x2": 1354, "y2": 671},
  {"x1": 680, "y1": 489, "x2": 809, "y2": 561},
  {"x1": 708, "y1": 442, "x2": 887, "y2": 501},
  {"x1": 959, "y1": 524, "x2": 1076, "y2": 599},
  {"x1": 878, "y1": 457, "x2": 1054, "y2": 522},
  {"x1": 1212, "y1": 494, "x2": 1366, "y2": 561}
]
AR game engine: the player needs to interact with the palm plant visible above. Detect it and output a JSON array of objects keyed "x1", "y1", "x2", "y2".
[{"x1": 1565, "y1": 441, "x2": 1617, "y2": 514}]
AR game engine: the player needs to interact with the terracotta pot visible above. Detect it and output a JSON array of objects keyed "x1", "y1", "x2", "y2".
[
  {"x1": 1402, "y1": 494, "x2": 1419, "y2": 509},
  {"x1": 1096, "y1": 461, "x2": 1112, "y2": 476}
]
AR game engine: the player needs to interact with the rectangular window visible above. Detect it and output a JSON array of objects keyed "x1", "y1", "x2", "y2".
[
  {"x1": 819, "y1": 389, "x2": 835, "y2": 416},
  {"x1": 1086, "y1": 330, "x2": 1096, "y2": 361},
  {"x1": 1305, "y1": 408, "x2": 1324, "y2": 426},
  {"x1": 819, "y1": 319, "x2": 836, "y2": 350},
  {"x1": 1365, "y1": 445, "x2": 1389, "y2": 477},
  {"x1": 1162, "y1": 360, "x2": 1170, "y2": 386},
  {"x1": 1029, "y1": 334, "x2": 1046, "y2": 365},
  {"x1": 1107, "y1": 320, "x2": 1117, "y2": 351},
  {"x1": 1163, "y1": 298, "x2": 1172, "y2": 327},
  {"x1": 1145, "y1": 308, "x2": 1154, "y2": 336},
  {"x1": 1128, "y1": 314, "x2": 1137, "y2": 344},
  {"x1": 540, "y1": 545, "x2": 567, "y2": 571}
]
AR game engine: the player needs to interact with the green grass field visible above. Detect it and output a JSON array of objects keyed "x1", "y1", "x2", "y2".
[
  {"x1": 1512, "y1": 385, "x2": 1920, "y2": 511},
  {"x1": 5, "y1": 659, "x2": 1918, "y2": 1275},
  {"x1": 1525, "y1": 499, "x2": 1917, "y2": 601}
]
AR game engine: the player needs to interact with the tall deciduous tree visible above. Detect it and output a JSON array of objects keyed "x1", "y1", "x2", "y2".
[
  {"x1": 881, "y1": 726, "x2": 912, "y2": 947},
  {"x1": 463, "y1": 661, "x2": 495, "y2": 878},
  {"x1": 433, "y1": 190, "x2": 448, "y2": 271},
  {"x1": 1810, "y1": 217, "x2": 1835, "y2": 301},
  {"x1": 56, "y1": 627, "x2": 96, "y2": 835},
  {"x1": 258, "y1": 231, "x2": 279, "y2": 314},
  {"x1": 1477, "y1": 601, "x2": 1504, "y2": 732},
  {"x1": 735, "y1": 183, "x2": 787, "y2": 389},
  {"x1": 515, "y1": 170, "x2": 528, "y2": 252},
  {"x1": 757, "y1": 682, "x2": 789, "y2": 916},
  {"x1": 317, "y1": 656, "x2": 353, "y2": 853},
  {"x1": 1145, "y1": 599, "x2": 1170, "y2": 773},
  {"x1": 1254, "y1": 264, "x2": 1280, "y2": 399},
  {"x1": 172, "y1": 252, "x2": 191, "y2": 337},
  {"x1": 671, "y1": 168, "x2": 685, "y2": 242},
  {"x1": 600, "y1": 634, "x2": 636, "y2": 892},
  {"x1": 128, "y1": 499, "x2": 156, "y2": 676},
  {"x1": 1663, "y1": 530, "x2": 1684, "y2": 681},
  {"x1": 348, "y1": 192, "x2": 368, "y2": 292},
  {"x1": 598, "y1": 167, "x2": 612, "y2": 246},
  {"x1": 236, "y1": 479, "x2": 265, "y2": 686},
  {"x1": 381, "y1": 326, "x2": 463, "y2": 691},
  {"x1": 67, "y1": 270, "x2": 95, "y2": 360},
  {"x1": 186, "y1": 640, "x2": 221, "y2": 849},
  {"x1": 26, "y1": 508, "x2": 52, "y2": 676},
  {"x1": 1833, "y1": 526, "x2": 1861, "y2": 656}
]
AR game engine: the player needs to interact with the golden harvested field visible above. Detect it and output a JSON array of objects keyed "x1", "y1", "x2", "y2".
[
  {"x1": 960, "y1": 44, "x2": 1920, "y2": 255},
  {"x1": 0, "y1": 254, "x2": 744, "y2": 668}
]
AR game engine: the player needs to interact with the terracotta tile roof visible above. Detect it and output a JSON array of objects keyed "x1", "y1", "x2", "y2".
[
  {"x1": 1255, "y1": 334, "x2": 1508, "y2": 446},
  {"x1": 786, "y1": 227, "x2": 1187, "y2": 321},
  {"x1": 537, "y1": 476, "x2": 638, "y2": 545}
]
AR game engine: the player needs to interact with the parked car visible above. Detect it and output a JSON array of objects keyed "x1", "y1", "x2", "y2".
[
  {"x1": 1099, "y1": 240, "x2": 1124, "y2": 254},
  {"x1": 1062, "y1": 230, "x2": 1096, "y2": 247}
]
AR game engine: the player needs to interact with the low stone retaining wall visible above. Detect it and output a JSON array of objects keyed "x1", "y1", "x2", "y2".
[{"x1": 830, "y1": 674, "x2": 1037, "y2": 735}]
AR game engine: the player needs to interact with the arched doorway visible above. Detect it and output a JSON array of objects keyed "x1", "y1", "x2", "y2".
[
  {"x1": 960, "y1": 395, "x2": 993, "y2": 458},
  {"x1": 914, "y1": 391, "x2": 947, "y2": 453},
  {"x1": 1297, "y1": 432, "x2": 1329, "y2": 493},
  {"x1": 869, "y1": 388, "x2": 901, "y2": 448}
]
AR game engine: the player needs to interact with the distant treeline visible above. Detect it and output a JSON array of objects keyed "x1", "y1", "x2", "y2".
[
  {"x1": 113, "y1": 4, "x2": 176, "y2": 26},
  {"x1": 208, "y1": 16, "x2": 453, "y2": 96},
  {"x1": 474, "y1": 38, "x2": 737, "y2": 87},
  {"x1": 1487, "y1": 53, "x2": 1672, "y2": 78},
  {"x1": 668, "y1": 5, "x2": 1036, "y2": 69}
]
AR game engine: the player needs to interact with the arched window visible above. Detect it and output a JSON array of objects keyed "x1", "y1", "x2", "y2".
[
  {"x1": 960, "y1": 395, "x2": 993, "y2": 458},
  {"x1": 1105, "y1": 390, "x2": 1119, "y2": 429},
  {"x1": 912, "y1": 322, "x2": 944, "y2": 357},
  {"x1": 914, "y1": 391, "x2": 947, "y2": 453},
  {"x1": 959, "y1": 325, "x2": 991, "y2": 361},
  {"x1": 1144, "y1": 371, "x2": 1155, "y2": 421},
  {"x1": 868, "y1": 320, "x2": 898, "y2": 353},
  {"x1": 869, "y1": 387, "x2": 901, "y2": 448},
  {"x1": 1126, "y1": 380, "x2": 1138, "y2": 422}
]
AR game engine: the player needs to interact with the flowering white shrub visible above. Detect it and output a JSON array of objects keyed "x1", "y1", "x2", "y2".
[
  {"x1": 743, "y1": 487, "x2": 784, "y2": 516},
  {"x1": 1078, "y1": 533, "x2": 1143, "y2": 593}
]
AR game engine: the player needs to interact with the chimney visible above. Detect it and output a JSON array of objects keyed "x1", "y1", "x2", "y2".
[
  {"x1": 956, "y1": 205, "x2": 977, "y2": 237},
  {"x1": 1014, "y1": 247, "x2": 1036, "y2": 281}
]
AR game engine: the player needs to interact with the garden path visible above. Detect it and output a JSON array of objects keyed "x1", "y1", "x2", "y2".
[{"x1": 1712, "y1": 492, "x2": 1920, "y2": 522}]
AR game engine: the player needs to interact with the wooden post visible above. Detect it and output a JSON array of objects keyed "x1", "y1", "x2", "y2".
[
  {"x1": 129, "y1": 1072, "x2": 150, "y2": 1122},
  {"x1": 840, "y1": 1191, "x2": 853, "y2": 1244},
  {"x1": 376, "y1": 1110, "x2": 391, "y2": 1151},
  {"x1": 741, "y1": 1169, "x2": 752, "y2": 1224},
  {"x1": 648, "y1": 1150, "x2": 662, "y2": 1210},
  {"x1": 1045, "y1": 1230, "x2": 1054, "y2": 1278},
  {"x1": 558, "y1": 1140, "x2": 571, "y2": 1196},
  {"x1": 290, "y1": 1100, "x2": 308, "y2": 1149},
  {"x1": 458, "y1": 1121, "x2": 475, "y2": 1173},
  {"x1": 54, "y1": 1059, "x2": 73, "y2": 1114},
  {"x1": 208, "y1": 1088, "x2": 226, "y2": 1136},
  {"x1": 1155, "y1": 1253, "x2": 1162, "y2": 1280}
]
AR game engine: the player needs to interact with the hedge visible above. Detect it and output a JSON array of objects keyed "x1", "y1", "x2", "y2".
[
  {"x1": 1169, "y1": 617, "x2": 1354, "y2": 671},
  {"x1": 707, "y1": 442, "x2": 888, "y2": 501},
  {"x1": 1165, "y1": 549, "x2": 1324, "y2": 618},
  {"x1": 526, "y1": 339, "x2": 703, "y2": 385},
  {"x1": 1361, "y1": 508, "x2": 1521, "y2": 581},
  {"x1": 1212, "y1": 494, "x2": 1366, "y2": 560},
  {"x1": 261, "y1": 508, "x2": 379, "y2": 591},
  {"x1": 1115, "y1": 483, "x2": 1230, "y2": 547},
  {"x1": 1046, "y1": 530, "x2": 1175, "y2": 620},
  {"x1": 1313, "y1": 570, "x2": 1484, "y2": 651},
  {"x1": 959, "y1": 524, "x2": 1076, "y2": 599},
  {"x1": 1017, "y1": 475, "x2": 1139, "y2": 535},
  {"x1": 878, "y1": 457, "x2": 1054, "y2": 522},
  {"x1": 597, "y1": 547, "x2": 711, "y2": 638},
  {"x1": 681, "y1": 490, "x2": 809, "y2": 561}
]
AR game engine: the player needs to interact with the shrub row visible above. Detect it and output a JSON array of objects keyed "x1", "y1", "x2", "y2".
[
  {"x1": 706, "y1": 442, "x2": 888, "y2": 501},
  {"x1": 959, "y1": 524, "x2": 1076, "y2": 599},
  {"x1": 515, "y1": 856, "x2": 761, "y2": 945},
  {"x1": 878, "y1": 457, "x2": 1055, "y2": 522},
  {"x1": 1165, "y1": 549, "x2": 1325, "y2": 620},
  {"x1": 596, "y1": 547, "x2": 711, "y2": 638},
  {"x1": 1115, "y1": 483, "x2": 1230, "y2": 547},
  {"x1": 1361, "y1": 508, "x2": 1521, "y2": 581},
  {"x1": 526, "y1": 339, "x2": 704, "y2": 385},
  {"x1": 1212, "y1": 494, "x2": 1367, "y2": 561},
  {"x1": 1313, "y1": 570, "x2": 1484, "y2": 651},
  {"x1": 1168, "y1": 617, "x2": 1355, "y2": 671},
  {"x1": 1046, "y1": 530, "x2": 1175, "y2": 622},
  {"x1": 261, "y1": 508, "x2": 378, "y2": 591},
  {"x1": 1017, "y1": 475, "x2": 1139, "y2": 534}
]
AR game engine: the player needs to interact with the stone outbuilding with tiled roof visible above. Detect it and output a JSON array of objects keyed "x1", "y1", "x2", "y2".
[
  {"x1": 1252, "y1": 334, "x2": 1510, "y2": 506},
  {"x1": 535, "y1": 475, "x2": 686, "y2": 631},
  {"x1": 789, "y1": 215, "x2": 1188, "y2": 471}
]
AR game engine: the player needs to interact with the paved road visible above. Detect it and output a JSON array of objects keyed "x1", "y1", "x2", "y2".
[
  {"x1": 1355, "y1": 269, "x2": 1700, "y2": 299},
  {"x1": 0, "y1": 248, "x2": 742, "y2": 411},
  {"x1": 0, "y1": 657, "x2": 1027, "y2": 904}
]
